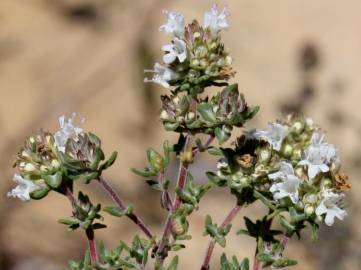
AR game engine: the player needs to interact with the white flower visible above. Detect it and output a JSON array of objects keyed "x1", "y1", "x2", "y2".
[
  {"x1": 159, "y1": 10, "x2": 185, "y2": 38},
  {"x1": 162, "y1": 38, "x2": 187, "y2": 64},
  {"x1": 7, "y1": 174, "x2": 42, "y2": 202},
  {"x1": 54, "y1": 113, "x2": 84, "y2": 153},
  {"x1": 316, "y1": 190, "x2": 347, "y2": 226},
  {"x1": 298, "y1": 143, "x2": 338, "y2": 179},
  {"x1": 269, "y1": 162, "x2": 301, "y2": 203},
  {"x1": 144, "y1": 63, "x2": 178, "y2": 88},
  {"x1": 248, "y1": 122, "x2": 288, "y2": 151},
  {"x1": 203, "y1": 4, "x2": 229, "y2": 35}
]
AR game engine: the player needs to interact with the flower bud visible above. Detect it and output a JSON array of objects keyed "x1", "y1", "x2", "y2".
[
  {"x1": 281, "y1": 144, "x2": 293, "y2": 158},
  {"x1": 291, "y1": 121, "x2": 305, "y2": 135},
  {"x1": 180, "y1": 150, "x2": 193, "y2": 164},
  {"x1": 315, "y1": 215, "x2": 324, "y2": 224},
  {"x1": 296, "y1": 201, "x2": 304, "y2": 210},
  {"x1": 305, "y1": 205, "x2": 315, "y2": 216},
  {"x1": 258, "y1": 148, "x2": 271, "y2": 164},
  {"x1": 160, "y1": 110, "x2": 170, "y2": 120},
  {"x1": 321, "y1": 177, "x2": 332, "y2": 188},
  {"x1": 186, "y1": 112, "x2": 196, "y2": 121},
  {"x1": 292, "y1": 148, "x2": 303, "y2": 160}
]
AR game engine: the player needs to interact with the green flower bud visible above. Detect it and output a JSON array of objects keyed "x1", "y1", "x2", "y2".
[
  {"x1": 305, "y1": 205, "x2": 315, "y2": 216},
  {"x1": 291, "y1": 121, "x2": 305, "y2": 135},
  {"x1": 281, "y1": 144, "x2": 293, "y2": 158},
  {"x1": 296, "y1": 201, "x2": 304, "y2": 210}
]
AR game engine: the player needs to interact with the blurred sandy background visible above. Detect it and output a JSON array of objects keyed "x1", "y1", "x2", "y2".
[{"x1": 0, "y1": 0, "x2": 360, "y2": 269}]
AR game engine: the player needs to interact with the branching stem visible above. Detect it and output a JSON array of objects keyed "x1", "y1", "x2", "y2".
[
  {"x1": 97, "y1": 176, "x2": 154, "y2": 239},
  {"x1": 200, "y1": 204, "x2": 242, "y2": 270}
]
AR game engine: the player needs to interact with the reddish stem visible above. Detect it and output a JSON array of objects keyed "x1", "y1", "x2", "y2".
[
  {"x1": 62, "y1": 183, "x2": 99, "y2": 264},
  {"x1": 200, "y1": 204, "x2": 242, "y2": 270},
  {"x1": 97, "y1": 176, "x2": 154, "y2": 239},
  {"x1": 281, "y1": 234, "x2": 290, "y2": 247},
  {"x1": 252, "y1": 256, "x2": 260, "y2": 270},
  {"x1": 155, "y1": 134, "x2": 192, "y2": 265},
  {"x1": 85, "y1": 227, "x2": 99, "y2": 263}
]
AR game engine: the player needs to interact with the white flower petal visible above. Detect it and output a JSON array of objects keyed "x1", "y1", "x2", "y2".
[{"x1": 7, "y1": 174, "x2": 41, "y2": 202}]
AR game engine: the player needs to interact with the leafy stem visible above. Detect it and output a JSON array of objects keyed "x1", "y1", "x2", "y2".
[
  {"x1": 97, "y1": 175, "x2": 154, "y2": 239},
  {"x1": 62, "y1": 183, "x2": 99, "y2": 264},
  {"x1": 200, "y1": 203, "x2": 242, "y2": 270}
]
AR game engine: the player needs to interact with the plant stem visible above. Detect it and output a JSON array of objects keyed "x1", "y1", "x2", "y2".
[
  {"x1": 85, "y1": 227, "x2": 99, "y2": 263},
  {"x1": 192, "y1": 135, "x2": 215, "y2": 156},
  {"x1": 281, "y1": 234, "x2": 290, "y2": 247},
  {"x1": 252, "y1": 218, "x2": 272, "y2": 270},
  {"x1": 62, "y1": 183, "x2": 99, "y2": 264},
  {"x1": 97, "y1": 176, "x2": 154, "y2": 239},
  {"x1": 200, "y1": 204, "x2": 242, "y2": 270},
  {"x1": 252, "y1": 256, "x2": 260, "y2": 270},
  {"x1": 155, "y1": 134, "x2": 192, "y2": 267}
]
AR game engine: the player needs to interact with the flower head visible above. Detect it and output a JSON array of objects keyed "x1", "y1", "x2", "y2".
[
  {"x1": 160, "y1": 10, "x2": 185, "y2": 38},
  {"x1": 316, "y1": 190, "x2": 347, "y2": 226},
  {"x1": 248, "y1": 122, "x2": 288, "y2": 151},
  {"x1": 54, "y1": 114, "x2": 84, "y2": 153},
  {"x1": 162, "y1": 38, "x2": 187, "y2": 64},
  {"x1": 269, "y1": 162, "x2": 301, "y2": 203},
  {"x1": 144, "y1": 63, "x2": 178, "y2": 88},
  {"x1": 203, "y1": 4, "x2": 230, "y2": 36},
  {"x1": 7, "y1": 174, "x2": 42, "y2": 202}
]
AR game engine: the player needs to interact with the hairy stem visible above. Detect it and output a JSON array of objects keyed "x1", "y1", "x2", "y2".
[
  {"x1": 97, "y1": 176, "x2": 154, "y2": 239},
  {"x1": 155, "y1": 134, "x2": 193, "y2": 267},
  {"x1": 200, "y1": 204, "x2": 242, "y2": 270},
  {"x1": 85, "y1": 227, "x2": 99, "y2": 263},
  {"x1": 63, "y1": 183, "x2": 99, "y2": 264}
]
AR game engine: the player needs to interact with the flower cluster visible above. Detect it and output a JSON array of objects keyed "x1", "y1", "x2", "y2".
[
  {"x1": 210, "y1": 115, "x2": 350, "y2": 229},
  {"x1": 8, "y1": 114, "x2": 117, "y2": 202},
  {"x1": 160, "y1": 84, "x2": 259, "y2": 143},
  {"x1": 145, "y1": 4, "x2": 233, "y2": 94}
]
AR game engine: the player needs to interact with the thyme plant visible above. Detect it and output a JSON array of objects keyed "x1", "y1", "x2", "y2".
[{"x1": 8, "y1": 4, "x2": 350, "y2": 270}]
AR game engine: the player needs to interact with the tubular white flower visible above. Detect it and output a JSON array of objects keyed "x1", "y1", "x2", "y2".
[
  {"x1": 316, "y1": 190, "x2": 347, "y2": 226},
  {"x1": 248, "y1": 122, "x2": 288, "y2": 151},
  {"x1": 203, "y1": 4, "x2": 229, "y2": 35},
  {"x1": 298, "y1": 142, "x2": 338, "y2": 179},
  {"x1": 7, "y1": 174, "x2": 42, "y2": 202},
  {"x1": 159, "y1": 10, "x2": 185, "y2": 38},
  {"x1": 162, "y1": 38, "x2": 187, "y2": 64},
  {"x1": 144, "y1": 63, "x2": 178, "y2": 88},
  {"x1": 269, "y1": 162, "x2": 301, "y2": 203},
  {"x1": 54, "y1": 113, "x2": 84, "y2": 153}
]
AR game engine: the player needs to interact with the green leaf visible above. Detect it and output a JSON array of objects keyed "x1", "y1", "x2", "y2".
[
  {"x1": 240, "y1": 258, "x2": 250, "y2": 270},
  {"x1": 58, "y1": 218, "x2": 79, "y2": 226},
  {"x1": 207, "y1": 146, "x2": 223, "y2": 156},
  {"x1": 131, "y1": 167, "x2": 157, "y2": 178},
  {"x1": 43, "y1": 171, "x2": 62, "y2": 188},
  {"x1": 253, "y1": 190, "x2": 276, "y2": 210},
  {"x1": 104, "y1": 206, "x2": 133, "y2": 217},
  {"x1": 244, "y1": 105, "x2": 260, "y2": 120},
  {"x1": 167, "y1": 255, "x2": 179, "y2": 270},
  {"x1": 272, "y1": 258, "x2": 298, "y2": 268},
  {"x1": 147, "y1": 148, "x2": 164, "y2": 172},
  {"x1": 30, "y1": 186, "x2": 50, "y2": 200},
  {"x1": 100, "y1": 151, "x2": 118, "y2": 171},
  {"x1": 145, "y1": 180, "x2": 161, "y2": 191},
  {"x1": 197, "y1": 103, "x2": 217, "y2": 123},
  {"x1": 215, "y1": 126, "x2": 232, "y2": 145}
]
